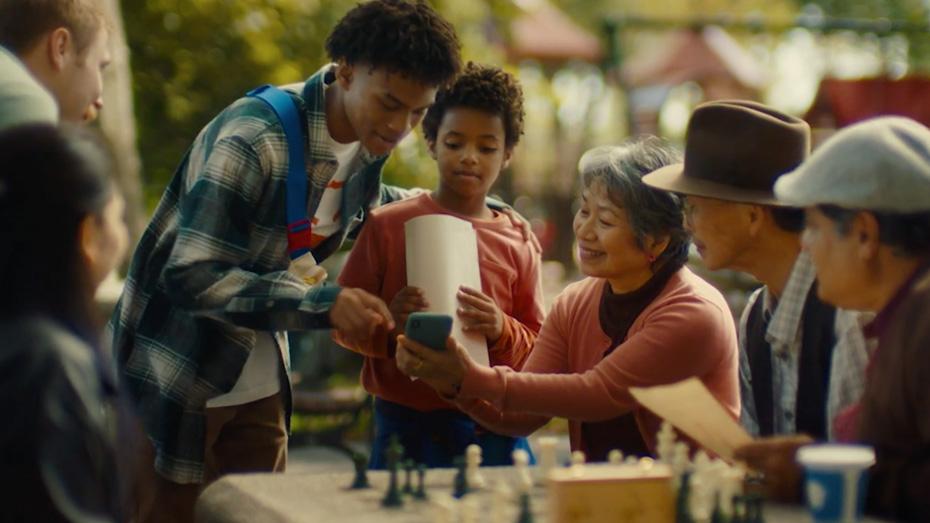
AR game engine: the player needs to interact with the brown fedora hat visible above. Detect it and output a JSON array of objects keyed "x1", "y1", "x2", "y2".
[{"x1": 642, "y1": 100, "x2": 810, "y2": 206}]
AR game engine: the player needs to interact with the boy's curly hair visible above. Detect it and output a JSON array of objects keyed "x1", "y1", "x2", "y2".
[
  {"x1": 422, "y1": 62, "x2": 525, "y2": 148},
  {"x1": 325, "y1": 0, "x2": 461, "y2": 88}
]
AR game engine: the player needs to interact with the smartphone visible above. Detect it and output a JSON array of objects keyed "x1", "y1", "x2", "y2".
[{"x1": 405, "y1": 312, "x2": 453, "y2": 351}]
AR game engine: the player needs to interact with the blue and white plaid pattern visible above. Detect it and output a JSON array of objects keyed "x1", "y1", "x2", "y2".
[{"x1": 738, "y1": 251, "x2": 871, "y2": 440}]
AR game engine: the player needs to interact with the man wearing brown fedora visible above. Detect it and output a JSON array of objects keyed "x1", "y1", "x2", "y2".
[{"x1": 643, "y1": 100, "x2": 870, "y2": 446}]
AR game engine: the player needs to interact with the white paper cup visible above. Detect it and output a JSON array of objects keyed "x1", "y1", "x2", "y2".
[{"x1": 796, "y1": 444, "x2": 876, "y2": 523}]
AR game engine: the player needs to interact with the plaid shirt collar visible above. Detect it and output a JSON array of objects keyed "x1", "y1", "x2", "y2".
[{"x1": 761, "y1": 251, "x2": 817, "y2": 350}]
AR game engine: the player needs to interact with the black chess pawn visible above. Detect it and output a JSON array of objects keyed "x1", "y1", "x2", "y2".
[
  {"x1": 675, "y1": 471, "x2": 693, "y2": 523},
  {"x1": 731, "y1": 494, "x2": 746, "y2": 523},
  {"x1": 452, "y1": 456, "x2": 469, "y2": 499},
  {"x1": 744, "y1": 493, "x2": 764, "y2": 523},
  {"x1": 516, "y1": 491, "x2": 534, "y2": 523},
  {"x1": 413, "y1": 463, "x2": 428, "y2": 500},
  {"x1": 382, "y1": 435, "x2": 404, "y2": 507},
  {"x1": 710, "y1": 492, "x2": 725, "y2": 523},
  {"x1": 403, "y1": 459, "x2": 415, "y2": 495},
  {"x1": 349, "y1": 452, "x2": 370, "y2": 489}
]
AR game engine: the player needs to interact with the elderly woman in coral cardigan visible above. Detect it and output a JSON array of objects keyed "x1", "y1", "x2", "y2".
[{"x1": 396, "y1": 138, "x2": 740, "y2": 461}]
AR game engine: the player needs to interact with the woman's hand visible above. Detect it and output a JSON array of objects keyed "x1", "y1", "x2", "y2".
[
  {"x1": 733, "y1": 434, "x2": 813, "y2": 503},
  {"x1": 389, "y1": 286, "x2": 428, "y2": 335},
  {"x1": 457, "y1": 286, "x2": 503, "y2": 343},
  {"x1": 395, "y1": 334, "x2": 471, "y2": 399}
]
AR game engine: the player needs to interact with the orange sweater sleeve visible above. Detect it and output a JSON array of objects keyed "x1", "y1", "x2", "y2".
[
  {"x1": 461, "y1": 293, "x2": 736, "y2": 422},
  {"x1": 488, "y1": 240, "x2": 545, "y2": 370}
]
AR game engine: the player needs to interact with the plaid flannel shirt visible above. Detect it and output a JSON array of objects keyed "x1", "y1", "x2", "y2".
[
  {"x1": 109, "y1": 65, "x2": 410, "y2": 483},
  {"x1": 738, "y1": 251, "x2": 872, "y2": 440}
]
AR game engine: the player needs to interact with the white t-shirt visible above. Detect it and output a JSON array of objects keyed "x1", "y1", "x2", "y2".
[
  {"x1": 206, "y1": 79, "x2": 363, "y2": 409},
  {"x1": 309, "y1": 82, "x2": 362, "y2": 248}
]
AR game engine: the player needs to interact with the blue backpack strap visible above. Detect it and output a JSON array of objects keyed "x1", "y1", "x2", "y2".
[{"x1": 246, "y1": 84, "x2": 312, "y2": 260}]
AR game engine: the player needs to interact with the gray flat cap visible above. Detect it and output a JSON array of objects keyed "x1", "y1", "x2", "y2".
[{"x1": 774, "y1": 116, "x2": 930, "y2": 212}]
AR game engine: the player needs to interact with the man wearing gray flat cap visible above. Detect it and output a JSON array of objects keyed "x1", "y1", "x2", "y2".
[
  {"x1": 643, "y1": 101, "x2": 871, "y2": 454},
  {"x1": 737, "y1": 116, "x2": 930, "y2": 521}
]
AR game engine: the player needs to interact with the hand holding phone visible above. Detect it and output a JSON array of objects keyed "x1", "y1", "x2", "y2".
[{"x1": 405, "y1": 312, "x2": 453, "y2": 351}]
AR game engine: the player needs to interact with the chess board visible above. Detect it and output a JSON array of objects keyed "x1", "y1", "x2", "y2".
[
  {"x1": 194, "y1": 465, "x2": 883, "y2": 523},
  {"x1": 196, "y1": 466, "x2": 549, "y2": 523}
]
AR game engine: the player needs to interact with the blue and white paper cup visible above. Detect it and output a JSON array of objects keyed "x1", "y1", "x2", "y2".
[{"x1": 796, "y1": 444, "x2": 876, "y2": 523}]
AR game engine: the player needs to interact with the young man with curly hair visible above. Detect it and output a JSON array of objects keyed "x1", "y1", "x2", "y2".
[
  {"x1": 336, "y1": 63, "x2": 545, "y2": 467},
  {"x1": 0, "y1": 0, "x2": 111, "y2": 126},
  {"x1": 109, "y1": 1, "x2": 462, "y2": 520}
]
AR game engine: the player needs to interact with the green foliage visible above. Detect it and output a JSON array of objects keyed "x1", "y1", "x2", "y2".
[
  {"x1": 124, "y1": 0, "x2": 515, "y2": 208},
  {"x1": 794, "y1": 0, "x2": 930, "y2": 71}
]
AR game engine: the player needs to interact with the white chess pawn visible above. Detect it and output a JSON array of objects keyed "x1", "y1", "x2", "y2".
[
  {"x1": 638, "y1": 456, "x2": 655, "y2": 472},
  {"x1": 688, "y1": 476, "x2": 713, "y2": 523},
  {"x1": 624, "y1": 455, "x2": 638, "y2": 466},
  {"x1": 537, "y1": 436, "x2": 558, "y2": 483},
  {"x1": 671, "y1": 442, "x2": 691, "y2": 491},
  {"x1": 465, "y1": 444, "x2": 485, "y2": 489},
  {"x1": 570, "y1": 450, "x2": 586, "y2": 477},
  {"x1": 607, "y1": 449, "x2": 623, "y2": 465},
  {"x1": 656, "y1": 421, "x2": 676, "y2": 464},
  {"x1": 718, "y1": 464, "x2": 746, "y2": 516},
  {"x1": 512, "y1": 449, "x2": 532, "y2": 493}
]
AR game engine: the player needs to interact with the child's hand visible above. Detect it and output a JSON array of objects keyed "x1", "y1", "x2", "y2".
[
  {"x1": 389, "y1": 286, "x2": 429, "y2": 334},
  {"x1": 457, "y1": 286, "x2": 503, "y2": 343}
]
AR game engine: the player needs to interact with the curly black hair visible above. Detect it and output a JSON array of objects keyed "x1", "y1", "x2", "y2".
[
  {"x1": 325, "y1": 0, "x2": 462, "y2": 87},
  {"x1": 421, "y1": 62, "x2": 525, "y2": 149}
]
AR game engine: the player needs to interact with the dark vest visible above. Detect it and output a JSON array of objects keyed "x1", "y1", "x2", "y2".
[{"x1": 746, "y1": 282, "x2": 836, "y2": 439}]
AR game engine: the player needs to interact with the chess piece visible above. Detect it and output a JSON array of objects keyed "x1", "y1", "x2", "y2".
[
  {"x1": 731, "y1": 495, "x2": 747, "y2": 523},
  {"x1": 466, "y1": 444, "x2": 486, "y2": 489},
  {"x1": 671, "y1": 442, "x2": 691, "y2": 491},
  {"x1": 537, "y1": 436, "x2": 557, "y2": 483},
  {"x1": 675, "y1": 471, "x2": 693, "y2": 523},
  {"x1": 689, "y1": 475, "x2": 712, "y2": 523},
  {"x1": 382, "y1": 435, "x2": 404, "y2": 507},
  {"x1": 624, "y1": 455, "x2": 639, "y2": 466},
  {"x1": 570, "y1": 450, "x2": 586, "y2": 477},
  {"x1": 414, "y1": 463, "x2": 428, "y2": 500},
  {"x1": 638, "y1": 456, "x2": 655, "y2": 472},
  {"x1": 607, "y1": 449, "x2": 623, "y2": 465},
  {"x1": 349, "y1": 452, "x2": 370, "y2": 489},
  {"x1": 403, "y1": 459, "x2": 415, "y2": 495},
  {"x1": 453, "y1": 456, "x2": 470, "y2": 499},
  {"x1": 744, "y1": 493, "x2": 764, "y2": 523},
  {"x1": 657, "y1": 421, "x2": 677, "y2": 464},
  {"x1": 710, "y1": 493, "x2": 726, "y2": 523},
  {"x1": 512, "y1": 449, "x2": 532, "y2": 493},
  {"x1": 516, "y1": 491, "x2": 534, "y2": 523}
]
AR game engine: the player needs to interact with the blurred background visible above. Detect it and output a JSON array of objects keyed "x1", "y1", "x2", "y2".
[{"x1": 95, "y1": 0, "x2": 930, "y2": 459}]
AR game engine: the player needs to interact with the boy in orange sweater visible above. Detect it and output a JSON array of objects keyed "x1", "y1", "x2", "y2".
[{"x1": 336, "y1": 63, "x2": 544, "y2": 467}]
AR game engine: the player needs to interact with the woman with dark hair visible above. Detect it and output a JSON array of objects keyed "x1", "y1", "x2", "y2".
[
  {"x1": 736, "y1": 117, "x2": 930, "y2": 521},
  {"x1": 0, "y1": 124, "x2": 129, "y2": 522},
  {"x1": 396, "y1": 138, "x2": 739, "y2": 460}
]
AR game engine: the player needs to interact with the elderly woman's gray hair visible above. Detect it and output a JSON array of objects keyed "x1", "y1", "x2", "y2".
[{"x1": 578, "y1": 138, "x2": 690, "y2": 270}]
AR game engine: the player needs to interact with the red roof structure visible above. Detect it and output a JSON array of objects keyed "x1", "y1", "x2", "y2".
[
  {"x1": 805, "y1": 77, "x2": 930, "y2": 129},
  {"x1": 622, "y1": 26, "x2": 767, "y2": 98},
  {"x1": 507, "y1": 0, "x2": 603, "y2": 64}
]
